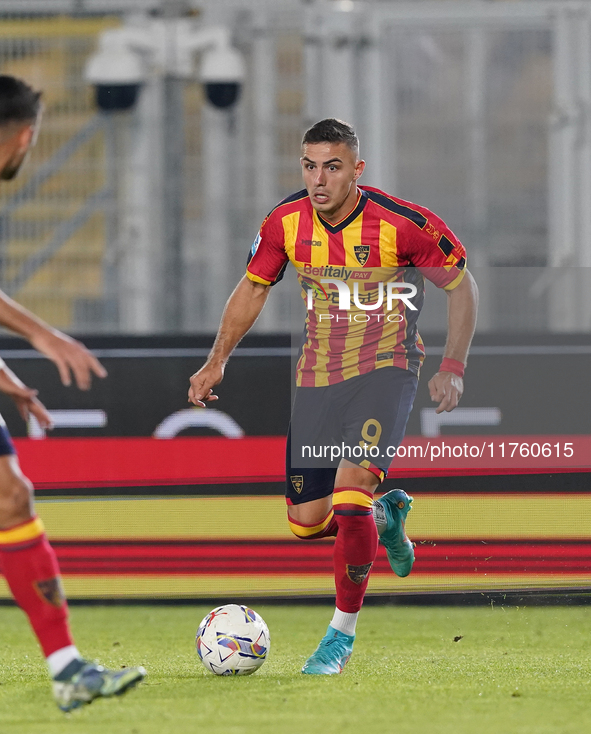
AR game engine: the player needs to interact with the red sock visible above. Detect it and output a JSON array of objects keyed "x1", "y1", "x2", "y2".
[
  {"x1": 0, "y1": 517, "x2": 73, "y2": 657},
  {"x1": 332, "y1": 486, "x2": 378, "y2": 613},
  {"x1": 287, "y1": 508, "x2": 339, "y2": 540}
]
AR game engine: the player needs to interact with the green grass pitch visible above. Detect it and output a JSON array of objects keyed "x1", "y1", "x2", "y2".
[{"x1": 0, "y1": 604, "x2": 590, "y2": 734}]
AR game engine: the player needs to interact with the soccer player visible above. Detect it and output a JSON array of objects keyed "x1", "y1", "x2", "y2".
[
  {"x1": 189, "y1": 118, "x2": 478, "y2": 674},
  {"x1": 0, "y1": 76, "x2": 145, "y2": 709}
]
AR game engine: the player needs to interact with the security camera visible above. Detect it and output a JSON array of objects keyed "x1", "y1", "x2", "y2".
[
  {"x1": 85, "y1": 36, "x2": 145, "y2": 112},
  {"x1": 200, "y1": 43, "x2": 245, "y2": 109}
]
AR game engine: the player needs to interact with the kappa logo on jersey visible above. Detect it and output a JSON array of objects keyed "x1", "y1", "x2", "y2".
[
  {"x1": 425, "y1": 222, "x2": 440, "y2": 240},
  {"x1": 302, "y1": 278, "x2": 330, "y2": 310},
  {"x1": 435, "y1": 234, "x2": 466, "y2": 271},
  {"x1": 35, "y1": 577, "x2": 65, "y2": 607},
  {"x1": 346, "y1": 562, "x2": 373, "y2": 585},
  {"x1": 290, "y1": 475, "x2": 304, "y2": 494},
  {"x1": 354, "y1": 245, "x2": 370, "y2": 265}
]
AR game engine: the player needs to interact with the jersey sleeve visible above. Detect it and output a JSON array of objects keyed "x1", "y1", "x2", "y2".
[
  {"x1": 402, "y1": 211, "x2": 467, "y2": 291},
  {"x1": 246, "y1": 210, "x2": 289, "y2": 286}
]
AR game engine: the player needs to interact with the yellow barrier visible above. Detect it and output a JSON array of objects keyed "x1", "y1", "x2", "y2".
[
  {"x1": 36, "y1": 494, "x2": 591, "y2": 541},
  {"x1": 0, "y1": 16, "x2": 120, "y2": 38}
]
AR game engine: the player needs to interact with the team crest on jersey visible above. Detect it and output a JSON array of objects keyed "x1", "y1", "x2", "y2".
[
  {"x1": 346, "y1": 562, "x2": 373, "y2": 585},
  {"x1": 354, "y1": 245, "x2": 370, "y2": 265},
  {"x1": 35, "y1": 577, "x2": 65, "y2": 607},
  {"x1": 290, "y1": 475, "x2": 304, "y2": 494}
]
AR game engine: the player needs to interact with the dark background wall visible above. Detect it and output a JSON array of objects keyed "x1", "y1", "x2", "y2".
[{"x1": 0, "y1": 332, "x2": 588, "y2": 438}]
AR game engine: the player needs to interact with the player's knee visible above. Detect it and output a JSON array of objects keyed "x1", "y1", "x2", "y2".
[
  {"x1": 287, "y1": 508, "x2": 337, "y2": 540},
  {"x1": 0, "y1": 474, "x2": 34, "y2": 525},
  {"x1": 335, "y1": 462, "x2": 381, "y2": 492}
]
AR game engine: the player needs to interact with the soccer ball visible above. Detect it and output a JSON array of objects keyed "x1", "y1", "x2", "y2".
[{"x1": 195, "y1": 604, "x2": 270, "y2": 676}]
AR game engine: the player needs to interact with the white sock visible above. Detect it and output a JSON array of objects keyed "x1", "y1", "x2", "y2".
[
  {"x1": 372, "y1": 500, "x2": 387, "y2": 534},
  {"x1": 330, "y1": 608, "x2": 359, "y2": 637},
  {"x1": 47, "y1": 645, "x2": 81, "y2": 678}
]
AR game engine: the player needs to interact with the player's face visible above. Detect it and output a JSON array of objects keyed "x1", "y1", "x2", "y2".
[
  {"x1": 1, "y1": 144, "x2": 31, "y2": 180},
  {"x1": 301, "y1": 142, "x2": 365, "y2": 222},
  {"x1": 0, "y1": 112, "x2": 41, "y2": 181}
]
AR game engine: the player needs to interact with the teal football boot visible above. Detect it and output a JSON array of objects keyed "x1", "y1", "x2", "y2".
[
  {"x1": 53, "y1": 660, "x2": 146, "y2": 712},
  {"x1": 301, "y1": 625, "x2": 355, "y2": 675},
  {"x1": 376, "y1": 489, "x2": 414, "y2": 577}
]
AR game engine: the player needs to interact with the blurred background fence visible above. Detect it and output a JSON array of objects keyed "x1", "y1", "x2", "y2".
[
  {"x1": 0, "y1": 1, "x2": 589, "y2": 602},
  {"x1": 0, "y1": 0, "x2": 589, "y2": 334}
]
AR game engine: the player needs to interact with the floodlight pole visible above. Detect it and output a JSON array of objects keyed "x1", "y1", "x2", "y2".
[
  {"x1": 304, "y1": 3, "x2": 398, "y2": 192},
  {"x1": 363, "y1": 15, "x2": 390, "y2": 192},
  {"x1": 119, "y1": 76, "x2": 166, "y2": 333},
  {"x1": 548, "y1": 7, "x2": 590, "y2": 332},
  {"x1": 573, "y1": 11, "x2": 591, "y2": 330},
  {"x1": 304, "y1": 3, "x2": 357, "y2": 124},
  {"x1": 162, "y1": 74, "x2": 185, "y2": 332},
  {"x1": 250, "y1": 11, "x2": 278, "y2": 332},
  {"x1": 465, "y1": 26, "x2": 492, "y2": 332},
  {"x1": 201, "y1": 105, "x2": 233, "y2": 331},
  {"x1": 88, "y1": 16, "x2": 243, "y2": 333},
  {"x1": 323, "y1": 7, "x2": 357, "y2": 125}
]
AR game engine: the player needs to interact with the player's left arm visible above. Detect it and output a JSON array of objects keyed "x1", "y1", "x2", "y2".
[
  {"x1": 0, "y1": 290, "x2": 107, "y2": 390},
  {"x1": 428, "y1": 269, "x2": 479, "y2": 414}
]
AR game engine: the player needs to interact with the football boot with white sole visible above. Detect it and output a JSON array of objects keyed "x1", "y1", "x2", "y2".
[
  {"x1": 301, "y1": 625, "x2": 354, "y2": 675},
  {"x1": 375, "y1": 489, "x2": 414, "y2": 577}
]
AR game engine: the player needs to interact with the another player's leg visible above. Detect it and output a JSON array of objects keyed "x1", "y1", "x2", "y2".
[
  {"x1": 0, "y1": 444, "x2": 145, "y2": 711},
  {"x1": 52, "y1": 661, "x2": 146, "y2": 712}
]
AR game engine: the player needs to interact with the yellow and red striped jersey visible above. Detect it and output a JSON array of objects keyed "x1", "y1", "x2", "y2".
[{"x1": 246, "y1": 185, "x2": 466, "y2": 387}]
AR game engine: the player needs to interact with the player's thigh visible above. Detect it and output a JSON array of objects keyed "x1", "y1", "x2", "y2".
[
  {"x1": 287, "y1": 495, "x2": 333, "y2": 525},
  {"x1": 286, "y1": 463, "x2": 336, "y2": 519},
  {"x1": 335, "y1": 461, "x2": 381, "y2": 493},
  {"x1": 286, "y1": 424, "x2": 337, "y2": 524},
  {"x1": 288, "y1": 383, "x2": 341, "y2": 471},
  {"x1": 340, "y1": 367, "x2": 418, "y2": 480},
  {"x1": 286, "y1": 386, "x2": 340, "y2": 521}
]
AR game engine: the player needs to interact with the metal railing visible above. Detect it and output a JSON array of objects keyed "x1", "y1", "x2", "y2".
[{"x1": 0, "y1": 2, "x2": 588, "y2": 333}]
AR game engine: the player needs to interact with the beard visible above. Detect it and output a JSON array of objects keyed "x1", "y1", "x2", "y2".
[{"x1": 1, "y1": 150, "x2": 28, "y2": 180}]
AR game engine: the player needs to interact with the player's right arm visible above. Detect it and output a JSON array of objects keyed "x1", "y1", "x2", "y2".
[
  {"x1": 188, "y1": 277, "x2": 271, "y2": 407},
  {"x1": 188, "y1": 205, "x2": 288, "y2": 408}
]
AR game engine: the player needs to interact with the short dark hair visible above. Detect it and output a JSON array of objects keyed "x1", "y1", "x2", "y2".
[
  {"x1": 0, "y1": 76, "x2": 41, "y2": 127},
  {"x1": 302, "y1": 118, "x2": 359, "y2": 154}
]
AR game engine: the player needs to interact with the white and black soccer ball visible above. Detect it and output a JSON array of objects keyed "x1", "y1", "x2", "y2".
[{"x1": 195, "y1": 604, "x2": 270, "y2": 676}]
